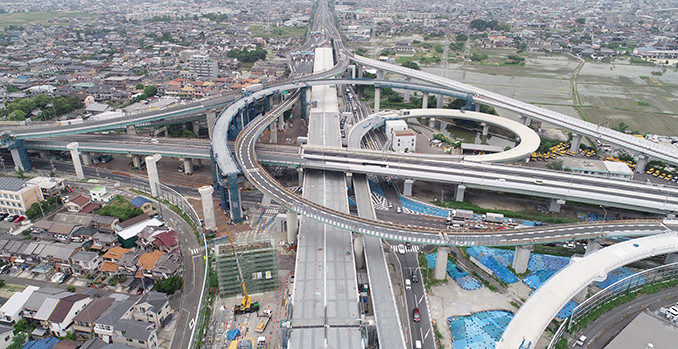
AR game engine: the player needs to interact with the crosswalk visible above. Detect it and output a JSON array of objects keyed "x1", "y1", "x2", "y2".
[
  {"x1": 390, "y1": 244, "x2": 421, "y2": 253},
  {"x1": 190, "y1": 248, "x2": 202, "y2": 255},
  {"x1": 372, "y1": 193, "x2": 389, "y2": 210}
]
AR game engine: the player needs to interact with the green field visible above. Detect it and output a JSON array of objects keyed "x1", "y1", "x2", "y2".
[
  {"x1": 248, "y1": 23, "x2": 306, "y2": 38},
  {"x1": 0, "y1": 11, "x2": 96, "y2": 28}
]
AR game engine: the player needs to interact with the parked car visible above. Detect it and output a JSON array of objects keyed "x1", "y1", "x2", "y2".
[
  {"x1": 5, "y1": 215, "x2": 17, "y2": 222},
  {"x1": 13, "y1": 216, "x2": 25, "y2": 223},
  {"x1": 0, "y1": 213, "x2": 8, "y2": 221}
]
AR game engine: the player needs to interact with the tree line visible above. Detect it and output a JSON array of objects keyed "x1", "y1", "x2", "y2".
[
  {"x1": 226, "y1": 47, "x2": 267, "y2": 63},
  {"x1": 4, "y1": 94, "x2": 83, "y2": 121}
]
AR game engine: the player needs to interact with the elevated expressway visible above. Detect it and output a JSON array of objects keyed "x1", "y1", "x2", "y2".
[
  {"x1": 498, "y1": 231, "x2": 678, "y2": 349},
  {"x1": 350, "y1": 55, "x2": 678, "y2": 167}
]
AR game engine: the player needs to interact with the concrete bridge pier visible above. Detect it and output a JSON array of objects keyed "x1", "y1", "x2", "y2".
[
  {"x1": 298, "y1": 168, "x2": 304, "y2": 187},
  {"x1": 518, "y1": 115, "x2": 530, "y2": 126},
  {"x1": 8, "y1": 140, "x2": 32, "y2": 171},
  {"x1": 434, "y1": 247, "x2": 449, "y2": 280},
  {"x1": 38, "y1": 150, "x2": 50, "y2": 158},
  {"x1": 404, "y1": 77, "x2": 411, "y2": 102},
  {"x1": 270, "y1": 122, "x2": 278, "y2": 143},
  {"x1": 353, "y1": 235, "x2": 365, "y2": 269},
  {"x1": 349, "y1": 64, "x2": 356, "y2": 79},
  {"x1": 357, "y1": 63, "x2": 363, "y2": 79},
  {"x1": 512, "y1": 245, "x2": 533, "y2": 274},
  {"x1": 66, "y1": 142, "x2": 85, "y2": 180},
  {"x1": 278, "y1": 113, "x2": 285, "y2": 131},
  {"x1": 436, "y1": 94, "x2": 444, "y2": 108},
  {"x1": 403, "y1": 179, "x2": 414, "y2": 197},
  {"x1": 428, "y1": 117, "x2": 435, "y2": 128},
  {"x1": 199, "y1": 185, "x2": 217, "y2": 232},
  {"x1": 183, "y1": 158, "x2": 193, "y2": 175},
  {"x1": 439, "y1": 120, "x2": 447, "y2": 132},
  {"x1": 454, "y1": 184, "x2": 466, "y2": 202},
  {"x1": 145, "y1": 154, "x2": 162, "y2": 197},
  {"x1": 132, "y1": 155, "x2": 142, "y2": 169},
  {"x1": 206, "y1": 110, "x2": 217, "y2": 139},
  {"x1": 345, "y1": 172, "x2": 353, "y2": 188},
  {"x1": 286, "y1": 210, "x2": 298, "y2": 244},
  {"x1": 192, "y1": 121, "x2": 200, "y2": 135},
  {"x1": 481, "y1": 122, "x2": 489, "y2": 136},
  {"x1": 570, "y1": 133, "x2": 582, "y2": 153},
  {"x1": 126, "y1": 125, "x2": 136, "y2": 135},
  {"x1": 636, "y1": 154, "x2": 648, "y2": 173},
  {"x1": 549, "y1": 198, "x2": 566, "y2": 212},
  {"x1": 374, "y1": 85, "x2": 381, "y2": 112},
  {"x1": 81, "y1": 152, "x2": 92, "y2": 166},
  {"x1": 585, "y1": 239, "x2": 603, "y2": 256},
  {"x1": 665, "y1": 253, "x2": 678, "y2": 264},
  {"x1": 422, "y1": 93, "x2": 429, "y2": 109}
]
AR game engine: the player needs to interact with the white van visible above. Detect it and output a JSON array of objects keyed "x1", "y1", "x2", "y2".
[{"x1": 405, "y1": 278, "x2": 411, "y2": 291}]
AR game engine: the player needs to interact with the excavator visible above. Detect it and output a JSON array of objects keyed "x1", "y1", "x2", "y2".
[{"x1": 226, "y1": 229, "x2": 260, "y2": 315}]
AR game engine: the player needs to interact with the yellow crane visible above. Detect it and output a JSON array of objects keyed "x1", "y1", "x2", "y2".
[{"x1": 225, "y1": 229, "x2": 259, "y2": 315}]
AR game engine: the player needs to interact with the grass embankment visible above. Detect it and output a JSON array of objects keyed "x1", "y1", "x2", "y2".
[{"x1": 0, "y1": 11, "x2": 95, "y2": 27}]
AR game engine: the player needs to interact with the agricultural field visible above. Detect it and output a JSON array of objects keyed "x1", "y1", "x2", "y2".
[
  {"x1": 248, "y1": 23, "x2": 306, "y2": 38},
  {"x1": 0, "y1": 11, "x2": 95, "y2": 27}
]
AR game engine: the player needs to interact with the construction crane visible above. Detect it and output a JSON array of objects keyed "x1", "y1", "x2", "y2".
[{"x1": 226, "y1": 229, "x2": 259, "y2": 315}]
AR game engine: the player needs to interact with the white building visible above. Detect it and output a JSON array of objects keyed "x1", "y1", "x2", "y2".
[
  {"x1": 559, "y1": 157, "x2": 634, "y2": 180},
  {"x1": 392, "y1": 129, "x2": 417, "y2": 153},
  {"x1": 385, "y1": 119, "x2": 407, "y2": 144},
  {"x1": 189, "y1": 55, "x2": 219, "y2": 79},
  {"x1": 90, "y1": 186, "x2": 113, "y2": 204},
  {"x1": 0, "y1": 286, "x2": 39, "y2": 324},
  {"x1": 0, "y1": 177, "x2": 43, "y2": 215}
]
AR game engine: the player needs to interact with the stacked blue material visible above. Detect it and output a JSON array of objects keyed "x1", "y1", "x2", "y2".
[
  {"x1": 448, "y1": 310, "x2": 514, "y2": 349},
  {"x1": 426, "y1": 253, "x2": 482, "y2": 290}
]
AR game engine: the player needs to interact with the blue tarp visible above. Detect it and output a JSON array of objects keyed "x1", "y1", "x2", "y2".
[
  {"x1": 426, "y1": 253, "x2": 482, "y2": 290},
  {"x1": 227, "y1": 329, "x2": 241, "y2": 340},
  {"x1": 448, "y1": 310, "x2": 514, "y2": 349},
  {"x1": 22, "y1": 337, "x2": 59, "y2": 349},
  {"x1": 400, "y1": 196, "x2": 450, "y2": 217}
]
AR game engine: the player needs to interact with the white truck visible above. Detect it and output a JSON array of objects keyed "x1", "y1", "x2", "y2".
[
  {"x1": 485, "y1": 212, "x2": 505, "y2": 223},
  {"x1": 241, "y1": 83, "x2": 264, "y2": 96},
  {"x1": 453, "y1": 209, "x2": 474, "y2": 220}
]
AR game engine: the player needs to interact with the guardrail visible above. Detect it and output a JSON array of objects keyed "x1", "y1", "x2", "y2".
[{"x1": 547, "y1": 262, "x2": 678, "y2": 348}]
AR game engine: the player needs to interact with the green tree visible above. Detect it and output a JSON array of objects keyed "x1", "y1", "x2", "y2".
[
  {"x1": 401, "y1": 60, "x2": 421, "y2": 70},
  {"x1": 136, "y1": 83, "x2": 145, "y2": 90},
  {"x1": 575, "y1": 17, "x2": 586, "y2": 25},
  {"x1": 434, "y1": 44, "x2": 444, "y2": 53},
  {"x1": 611, "y1": 122, "x2": 629, "y2": 133},
  {"x1": 6, "y1": 85, "x2": 18, "y2": 93},
  {"x1": 471, "y1": 52, "x2": 489, "y2": 61},
  {"x1": 15, "y1": 167, "x2": 25, "y2": 179},
  {"x1": 155, "y1": 275, "x2": 183, "y2": 295},
  {"x1": 0, "y1": 279, "x2": 4, "y2": 288},
  {"x1": 8, "y1": 110, "x2": 26, "y2": 121},
  {"x1": 32, "y1": 94, "x2": 50, "y2": 108},
  {"x1": 13, "y1": 319, "x2": 34, "y2": 335},
  {"x1": 7, "y1": 333, "x2": 26, "y2": 349},
  {"x1": 143, "y1": 85, "x2": 158, "y2": 97},
  {"x1": 455, "y1": 33, "x2": 468, "y2": 41},
  {"x1": 546, "y1": 160, "x2": 565, "y2": 171},
  {"x1": 67, "y1": 286, "x2": 76, "y2": 292}
]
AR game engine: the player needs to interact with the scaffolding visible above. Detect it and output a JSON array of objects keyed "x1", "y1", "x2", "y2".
[{"x1": 215, "y1": 238, "x2": 279, "y2": 297}]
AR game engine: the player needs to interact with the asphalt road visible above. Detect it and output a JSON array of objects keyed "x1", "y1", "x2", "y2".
[{"x1": 575, "y1": 287, "x2": 678, "y2": 348}]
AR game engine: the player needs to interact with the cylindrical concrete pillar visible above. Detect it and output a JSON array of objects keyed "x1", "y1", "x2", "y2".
[
  {"x1": 434, "y1": 247, "x2": 449, "y2": 280},
  {"x1": 192, "y1": 121, "x2": 200, "y2": 135},
  {"x1": 199, "y1": 185, "x2": 217, "y2": 231},
  {"x1": 298, "y1": 168, "x2": 304, "y2": 187},
  {"x1": 482, "y1": 122, "x2": 489, "y2": 136},
  {"x1": 404, "y1": 179, "x2": 414, "y2": 196},
  {"x1": 183, "y1": 158, "x2": 193, "y2": 175},
  {"x1": 286, "y1": 210, "x2": 298, "y2": 244},
  {"x1": 374, "y1": 87, "x2": 381, "y2": 112},
  {"x1": 270, "y1": 123, "x2": 278, "y2": 143},
  {"x1": 81, "y1": 152, "x2": 92, "y2": 166},
  {"x1": 570, "y1": 133, "x2": 582, "y2": 153},
  {"x1": 512, "y1": 245, "x2": 533, "y2": 274},
  {"x1": 132, "y1": 156, "x2": 142, "y2": 168},
  {"x1": 635, "y1": 154, "x2": 648, "y2": 173},
  {"x1": 67, "y1": 142, "x2": 85, "y2": 180},
  {"x1": 436, "y1": 94, "x2": 444, "y2": 108},
  {"x1": 422, "y1": 93, "x2": 429, "y2": 109},
  {"x1": 455, "y1": 184, "x2": 466, "y2": 202},
  {"x1": 145, "y1": 154, "x2": 162, "y2": 197},
  {"x1": 206, "y1": 110, "x2": 217, "y2": 139},
  {"x1": 126, "y1": 125, "x2": 136, "y2": 135}
]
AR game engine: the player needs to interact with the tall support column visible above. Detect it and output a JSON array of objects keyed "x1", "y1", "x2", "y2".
[
  {"x1": 665, "y1": 253, "x2": 678, "y2": 264},
  {"x1": 512, "y1": 245, "x2": 533, "y2": 274},
  {"x1": 404, "y1": 77, "x2": 411, "y2": 102},
  {"x1": 570, "y1": 133, "x2": 582, "y2": 153},
  {"x1": 183, "y1": 158, "x2": 193, "y2": 175},
  {"x1": 345, "y1": 172, "x2": 353, "y2": 188},
  {"x1": 286, "y1": 210, "x2": 298, "y2": 244},
  {"x1": 434, "y1": 247, "x2": 449, "y2": 280},
  {"x1": 192, "y1": 121, "x2": 200, "y2": 135},
  {"x1": 226, "y1": 173, "x2": 242, "y2": 223},
  {"x1": 422, "y1": 93, "x2": 429, "y2": 109},
  {"x1": 481, "y1": 122, "x2": 489, "y2": 136},
  {"x1": 199, "y1": 185, "x2": 217, "y2": 232},
  {"x1": 428, "y1": 117, "x2": 435, "y2": 128},
  {"x1": 145, "y1": 154, "x2": 162, "y2": 197},
  {"x1": 585, "y1": 239, "x2": 603, "y2": 256},
  {"x1": 278, "y1": 113, "x2": 285, "y2": 131},
  {"x1": 81, "y1": 152, "x2": 92, "y2": 166},
  {"x1": 455, "y1": 184, "x2": 466, "y2": 202},
  {"x1": 357, "y1": 63, "x2": 363, "y2": 78},
  {"x1": 132, "y1": 156, "x2": 142, "y2": 168},
  {"x1": 206, "y1": 110, "x2": 217, "y2": 139},
  {"x1": 374, "y1": 85, "x2": 381, "y2": 112},
  {"x1": 549, "y1": 198, "x2": 565, "y2": 212},
  {"x1": 635, "y1": 154, "x2": 648, "y2": 173},
  {"x1": 66, "y1": 142, "x2": 85, "y2": 180},
  {"x1": 436, "y1": 94, "x2": 444, "y2": 108},
  {"x1": 349, "y1": 64, "x2": 356, "y2": 79},
  {"x1": 270, "y1": 122, "x2": 278, "y2": 143},
  {"x1": 475, "y1": 103, "x2": 480, "y2": 112},
  {"x1": 403, "y1": 179, "x2": 414, "y2": 197},
  {"x1": 519, "y1": 115, "x2": 530, "y2": 126},
  {"x1": 8, "y1": 140, "x2": 32, "y2": 171},
  {"x1": 300, "y1": 87, "x2": 308, "y2": 120},
  {"x1": 298, "y1": 168, "x2": 304, "y2": 187},
  {"x1": 126, "y1": 125, "x2": 136, "y2": 135},
  {"x1": 353, "y1": 235, "x2": 365, "y2": 269}
]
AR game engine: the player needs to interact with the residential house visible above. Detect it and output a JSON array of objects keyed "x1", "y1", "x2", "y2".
[
  {"x1": 130, "y1": 292, "x2": 171, "y2": 329},
  {"x1": 112, "y1": 319, "x2": 158, "y2": 349},
  {"x1": 21, "y1": 337, "x2": 60, "y2": 349},
  {"x1": 152, "y1": 253, "x2": 180, "y2": 280},
  {"x1": 90, "y1": 187, "x2": 113, "y2": 204},
  {"x1": 48, "y1": 222, "x2": 81, "y2": 243},
  {"x1": 34, "y1": 293, "x2": 70, "y2": 331},
  {"x1": 48, "y1": 294, "x2": 92, "y2": 337},
  {"x1": 116, "y1": 215, "x2": 161, "y2": 249},
  {"x1": 100, "y1": 247, "x2": 131, "y2": 276},
  {"x1": 129, "y1": 197, "x2": 153, "y2": 214},
  {"x1": 69, "y1": 251, "x2": 102, "y2": 276},
  {"x1": 136, "y1": 251, "x2": 164, "y2": 279},
  {"x1": 71, "y1": 227, "x2": 98, "y2": 243},
  {"x1": 0, "y1": 324, "x2": 14, "y2": 349},
  {"x1": 0, "y1": 285, "x2": 39, "y2": 324},
  {"x1": 65, "y1": 195, "x2": 91, "y2": 213},
  {"x1": 38, "y1": 244, "x2": 81, "y2": 272},
  {"x1": 22, "y1": 288, "x2": 70, "y2": 325},
  {"x1": 72, "y1": 297, "x2": 115, "y2": 338},
  {"x1": 137, "y1": 227, "x2": 170, "y2": 250},
  {"x1": 151, "y1": 231, "x2": 177, "y2": 252},
  {"x1": 118, "y1": 250, "x2": 142, "y2": 276},
  {"x1": 92, "y1": 216, "x2": 119, "y2": 233},
  {"x1": 94, "y1": 300, "x2": 136, "y2": 343},
  {"x1": 52, "y1": 340, "x2": 82, "y2": 349},
  {"x1": 91, "y1": 233, "x2": 117, "y2": 251}
]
